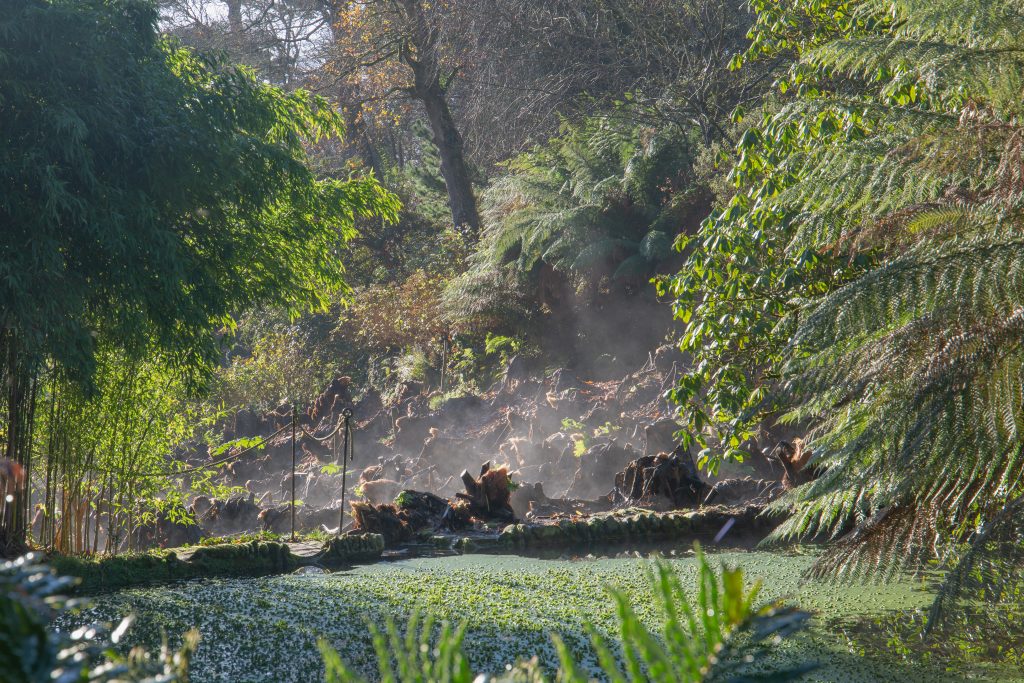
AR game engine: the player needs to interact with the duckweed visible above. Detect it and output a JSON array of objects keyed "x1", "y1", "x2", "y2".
[{"x1": 56, "y1": 550, "x2": 1001, "y2": 682}]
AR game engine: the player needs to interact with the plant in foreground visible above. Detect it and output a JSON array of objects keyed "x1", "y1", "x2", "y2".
[
  {"x1": 0, "y1": 553, "x2": 195, "y2": 682},
  {"x1": 319, "y1": 545, "x2": 813, "y2": 682}
]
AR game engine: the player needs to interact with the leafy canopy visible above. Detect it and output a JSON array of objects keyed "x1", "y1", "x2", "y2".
[
  {"x1": 665, "y1": 0, "x2": 1024, "y2": 615},
  {"x1": 447, "y1": 114, "x2": 701, "y2": 329},
  {"x1": 0, "y1": 0, "x2": 399, "y2": 387}
]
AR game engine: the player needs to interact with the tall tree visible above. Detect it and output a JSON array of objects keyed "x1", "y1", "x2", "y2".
[
  {"x1": 328, "y1": 0, "x2": 480, "y2": 235},
  {"x1": 0, "y1": 0, "x2": 398, "y2": 554}
]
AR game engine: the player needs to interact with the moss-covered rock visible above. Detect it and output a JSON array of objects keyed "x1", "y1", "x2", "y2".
[
  {"x1": 483, "y1": 505, "x2": 774, "y2": 552},
  {"x1": 322, "y1": 533, "x2": 385, "y2": 565},
  {"x1": 50, "y1": 540, "x2": 300, "y2": 593}
]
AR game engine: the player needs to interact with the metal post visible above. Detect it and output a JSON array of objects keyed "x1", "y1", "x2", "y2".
[
  {"x1": 290, "y1": 404, "x2": 296, "y2": 542},
  {"x1": 338, "y1": 408, "x2": 353, "y2": 536},
  {"x1": 440, "y1": 335, "x2": 447, "y2": 393}
]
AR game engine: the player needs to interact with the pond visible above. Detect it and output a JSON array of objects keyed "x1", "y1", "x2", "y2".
[{"x1": 57, "y1": 548, "x2": 1009, "y2": 682}]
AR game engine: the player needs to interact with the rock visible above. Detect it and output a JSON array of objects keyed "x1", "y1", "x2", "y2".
[{"x1": 322, "y1": 533, "x2": 385, "y2": 564}]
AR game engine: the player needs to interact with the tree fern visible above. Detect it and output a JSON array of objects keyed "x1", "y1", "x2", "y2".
[
  {"x1": 445, "y1": 115, "x2": 697, "y2": 329},
  {"x1": 667, "y1": 0, "x2": 1024, "y2": 625}
]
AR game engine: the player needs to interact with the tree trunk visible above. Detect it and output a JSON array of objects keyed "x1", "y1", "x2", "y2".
[
  {"x1": 226, "y1": 0, "x2": 243, "y2": 33},
  {"x1": 1, "y1": 335, "x2": 35, "y2": 557},
  {"x1": 399, "y1": 0, "x2": 480, "y2": 237},
  {"x1": 418, "y1": 79, "x2": 480, "y2": 236}
]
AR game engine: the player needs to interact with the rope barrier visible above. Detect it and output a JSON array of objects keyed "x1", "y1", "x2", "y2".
[{"x1": 300, "y1": 419, "x2": 347, "y2": 442}]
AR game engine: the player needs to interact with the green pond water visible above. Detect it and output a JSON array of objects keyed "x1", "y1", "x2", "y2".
[{"x1": 58, "y1": 548, "x2": 1020, "y2": 682}]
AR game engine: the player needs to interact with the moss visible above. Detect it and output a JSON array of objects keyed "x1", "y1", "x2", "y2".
[
  {"x1": 51, "y1": 551, "x2": 178, "y2": 593},
  {"x1": 51, "y1": 541, "x2": 300, "y2": 593},
  {"x1": 495, "y1": 507, "x2": 773, "y2": 550},
  {"x1": 322, "y1": 533, "x2": 385, "y2": 565},
  {"x1": 189, "y1": 541, "x2": 296, "y2": 575}
]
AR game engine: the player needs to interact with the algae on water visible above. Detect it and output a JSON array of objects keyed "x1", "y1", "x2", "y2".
[{"x1": 57, "y1": 549, "x2": 987, "y2": 683}]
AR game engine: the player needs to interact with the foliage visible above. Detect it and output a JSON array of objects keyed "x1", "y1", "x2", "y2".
[
  {"x1": 0, "y1": 553, "x2": 195, "y2": 682},
  {"x1": 846, "y1": 597, "x2": 1024, "y2": 676},
  {"x1": 31, "y1": 346, "x2": 237, "y2": 555},
  {"x1": 193, "y1": 531, "x2": 284, "y2": 546},
  {"x1": 347, "y1": 271, "x2": 452, "y2": 352},
  {"x1": 212, "y1": 308, "x2": 345, "y2": 412},
  {"x1": 447, "y1": 114, "x2": 702, "y2": 330},
  {"x1": 319, "y1": 545, "x2": 812, "y2": 681},
  {"x1": 665, "y1": 0, "x2": 1024, "y2": 621},
  {"x1": 320, "y1": 611, "x2": 472, "y2": 683},
  {"x1": 1, "y1": 0, "x2": 397, "y2": 388},
  {"x1": 0, "y1": 0, "x2": 397, "y2": 551}
]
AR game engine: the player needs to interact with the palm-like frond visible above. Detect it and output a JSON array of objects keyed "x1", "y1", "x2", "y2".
[
  {"x1": 753, "y1": 0, "x2": 1024, "y2": 622},
  {"x1": 445, "y1": 116, "x2": 694, "y2": 327},
  {"x1": 670, "y1": 0, "x2": 1024, "y2": 626}
]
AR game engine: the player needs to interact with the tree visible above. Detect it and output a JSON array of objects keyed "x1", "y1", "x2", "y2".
[
  {"x1": 666, "y1": 0, "x2": 1024, "y2": 620},
  {"x1": 0, "y1": 0, "x2": 398, "y2": 554},
  {"x1": 445, "y1": 115, "x2": 703, "y2": 339},
  {"x1": 325, "y1": 0, "x2": 480, "y2": 235}
]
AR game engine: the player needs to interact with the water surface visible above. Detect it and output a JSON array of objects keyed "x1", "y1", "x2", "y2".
[{"x1": 60, "y1": 548, "x2": 1004, "y2": 682}]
